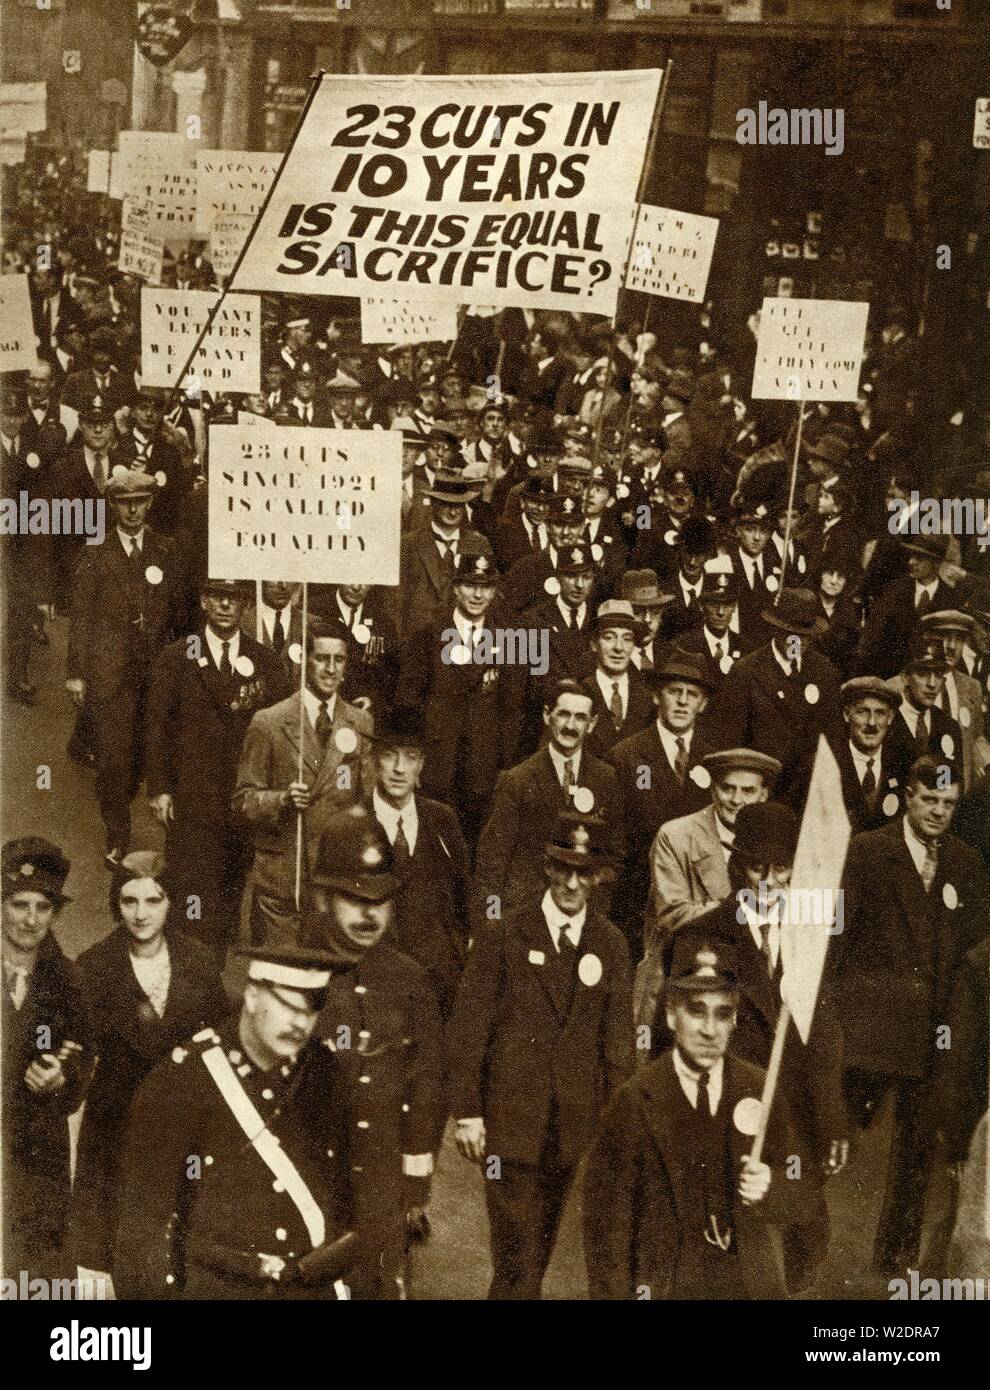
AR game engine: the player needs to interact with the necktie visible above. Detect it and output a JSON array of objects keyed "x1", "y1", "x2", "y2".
[
  {"x1": 315, "y1": 701, "x2": 333, "y2": 749},
  {"x1": 914, "y1": 711, "x2": 929, "y2": 758},
  {"x1": 219, "y1": 640, "x2": 232, "y2": 680},
  {"x1": 696, "y1": 1064, "x2": 713, "y2": 1120},
  {"x1": 393, "y1": 816, "x2": 410, "y2": 865},
  {"x1": 919, "y1": 839, "x2": 938, "y2": 893},
  {"x1": 715, "y1": 638, "x2": 726, "y2": 662},
  {"x1": 916, "y1": 588, "x2": 932, "y2": 615},
  {"x1": 271, "y1": 611, "x2": 286, "y2": 653},
  {"x1": 94, "y1": 454, "x2": 108, "y2": 492},
  {"x1": 8, "y1": 967, "x2": 28, "y2": 1010},
  {"x1": 609, "y1": 681, "x2": 624, "y2": 730},
  {"x1": 674, "y1": 736, "x2": 688, "y2": 784},
  {"x1": 861, "y1": 758, "x2": 877, "y2": 805},
  {"x1": 562, "y1": 758, "x2": 575, "y2": 792},
  {"x1": 759, "y1": 922, "x2": 773, "y2": 974},
  {"x1": 129, "y1": 536, "x2": 142, "y2": 566}
]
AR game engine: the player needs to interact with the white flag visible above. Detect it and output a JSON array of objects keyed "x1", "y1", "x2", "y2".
[{"x1": 780, "y1": 736, "x2": 851, "y2": 1043}]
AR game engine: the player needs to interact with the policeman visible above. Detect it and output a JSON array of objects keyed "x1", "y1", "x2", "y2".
[
  {"x1": 302, "y1": 806, "x2": 444, "y2": 1298},
  {"x1": 114, "y1": 944, "x2": 358, "y2": 1300}
]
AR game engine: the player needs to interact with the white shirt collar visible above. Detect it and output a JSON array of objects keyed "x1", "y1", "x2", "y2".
[
  {"x1": 596, "y1": 667, "x2": 628, "y2": 714},
  {"x1": 902, "y1": 816, "x2": 934, "y2": 876},
  {"x1": 915, "y1": 579, "x2": 938, "y2": 603},
  {"x1": 848, "y1": 741, "x2": 879, "y2": 776},
  {"x1": 372, "y1": 788, "x2": 417, "y2": 852},
  {"x1": 655, "y1": 720, "x2": 692, "y2": 769},
  {"x1": 117, "y1": 527, "x2": 144, "y2": 552},
  {"x1": 739, "y1": 549, "x2": 764, "y2": 581},
  {"x1": 771, "y1": 640, "x2": 799, "y2": 677},
  {"x1": 541, "y1": 889, "x2": 585, "y2": 950},
  {"x1": 899, "y1": 698, "x2": 928, "y2": 737},
  {"x1": 547, "y1": 740, "x2": 581, "y2": 788},
  {"x1": 739, "y1": 897, "x2": 782, "y2": 971},
  {"x1": 679, "y1": 572, "x2": 702, "y2": 602},
  {"x1": 262, "y1": 600, "x2": 294, "y2": 641},
  {"x1": 556, "y1": 596, "x2": 586, "y2": 629},
  {"x1": 302, "y1": 687, "x2": 336, "y2": 727},
  {"x1": 672, "y1": 1048, "x2": 724, "y2": 1115},
  {"x1": 204, "y1": 625, "x2": 240, "y2": 669},
  {"x1": 336, "y1": 593, "x2": 362, "y2": 628}
]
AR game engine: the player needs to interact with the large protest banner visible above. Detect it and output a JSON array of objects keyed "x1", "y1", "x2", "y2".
[
  {"x1": 624, "y1": 204, "x2": 719, "y2": 302},
  {"x1": 141, "y1": 288, "x2": 261, "y2": 392},
  {"x1": 751, "y1": 297, "x2": 868, "y2": 403},
  {"x1": 0, "y1": 274, "x2": 38, "y2": 371},
  {"x1": 208, "y1": 425, "x2": 402, "y2": 585},
  {"x1": 195, "y1": 152, "x2": 281, "y2": 236},
  {"x1": 111, "y1": 130, "x2": 189, "y2": 199},
  {"x1": 361, "y1": 297, "x2": 458, "y2": 345},
  {"x1": 230, "y1": 69, "x2": 663, "y2": 315},
  {"x1": 975, "y1": 98, "x2": 990, "y2": 150}
]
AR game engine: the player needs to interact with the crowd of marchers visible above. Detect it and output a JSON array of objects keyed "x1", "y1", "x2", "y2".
[{"x1": 2, "y1": 143, "x2": 989, "y2": 1302}]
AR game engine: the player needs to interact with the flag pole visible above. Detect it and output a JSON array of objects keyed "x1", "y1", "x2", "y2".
[
  {"x1": 294, "y1": 580, "x2": 308, "y2": 911},
  {"x1": 774, "y1": 399, "x2": 805, "y2": 601},
  {"x1": 748, "y1": 1000, "x2": 790, "y2": 1169},
  {"x1": 255, "y1": 578, "x2": 263, "y2": 643},
  {"x1": 163, "y1": 68, "x2": 327, "y2": 415},
  {"x1": 591, "y1": 63, "x2": 672, "y2": 469}
]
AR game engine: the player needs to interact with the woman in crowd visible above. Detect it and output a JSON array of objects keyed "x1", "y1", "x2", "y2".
[{"x1": 69, "y1": 850, "x2": 228, "y2": 1290}]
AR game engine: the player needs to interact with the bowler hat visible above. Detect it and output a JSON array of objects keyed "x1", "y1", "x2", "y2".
[
  {"x1": 369, "y1": 707, "x2": 430, "y2": 749},
  {"x1": 731, "y1": 802, "x2": 799, "y2": 866}
]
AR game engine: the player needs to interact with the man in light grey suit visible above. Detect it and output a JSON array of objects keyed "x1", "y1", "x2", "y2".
[
  {"x1": 233, "y1": 615, "x2": 373, "y2": 946},
  {"x1": 634, "y1": 748, "x2": 781, "y2": 1030}
]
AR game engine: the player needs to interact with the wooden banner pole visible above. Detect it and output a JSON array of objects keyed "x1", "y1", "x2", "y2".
[
  {"x1": 294, "y1": 581, "x2": 308, "y2": 912},
  {"x1": 747, "y1": 1000, "x2": 790, "y2": 1172},
  {"x1": 775, "y1": 399, "x2": 805, "y2": 601}
]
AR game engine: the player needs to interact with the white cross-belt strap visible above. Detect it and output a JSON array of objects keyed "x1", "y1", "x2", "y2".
[{"x1": 200, "y1": 1045, "x2": 326, "y2": 1249}]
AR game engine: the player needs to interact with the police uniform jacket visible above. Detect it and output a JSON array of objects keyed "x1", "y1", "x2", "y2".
[
  {"x1": 69, "y1": 926, "x2": 226, "y2": 1271},
  {"x1": 316, "y1": 942, "x2": 443, "y2": 1295},
  {"x1": 67, "y1": 526, "x2": 181, "y2": 703},
  {"x1": 447, "y1": 908, "x2": 634, "y2": 1168},
  {"x1": 836, "y1": 820, "x2": 990, "y2": 1079},
  {"x1": 583, "y1": 1051, "x2": 810, "y2": 1300},
  {"x1": 114, "y1": 1021, "x2": 354, "y2": 1299},
  {"x1": 232, "y1": 691, "x2": 372, "y2": 904}
]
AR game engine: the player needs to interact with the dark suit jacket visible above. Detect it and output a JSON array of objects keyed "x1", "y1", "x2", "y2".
[
  {"x1": 855, "y1": 576, "x2": 955, "y2": 679},
  {"x1": 62, "y1": 366, "x2": 130, "y2": 416},
  {"x1": 584, "y1": 1051, "x2": 813, "y2": 1300},
  {"x1": 395, "y1": 616, "x2": 525, "y2": 805},
  {"x1": 309, "y1": 586, "x2": 400, "y2": 714},
  {"x1": 828, "y1": 734, "x2": 905, "y2": 835},
  {"x1": 934, "y1": 937, "x2": 990, "y2": 1163},
  {"x1": 67, "y1": 528, "x2": 181, "y2": 702},
  {"x1": 668, "y1": 899, "x2": 849, "y2": 1166},
  {"x1": 713, "y1": 642, "x2": 842, "y2": 803},
  {"x1": 471, "y1": 746, "x2": 624, "y2": 933},
  {"x1": 492, "y1": 515, "x2": 545, "y2": 572},
  {"x1": 885, "y1": 702, "x2": 963, "y2": 786},
  {"x1": 48, "y1": 439, "x2": 117, "y2": 607},
  {"x1": 447, "y1": 907, "x2": 634, "y2": 1167},
  {"x1": 517, "y1": 354, "x2": 570, "y2": 414},
  {"x1": 836, "y1": 820, "x2": 990, "y2": 1078},
  {"x1": 517, "y1": 595, "x2": 596, "y2": 751},
  {"x1": 581, "y1": 667, "x2": 654, "y2": 761},
  {"x1": 609, "y1": 723, "x2": 714, "y2": 930},
  {"x1": 70, "y1": 927, "x2": 227, "y2": 1269},
  {"x1": 145, "y1": 629, "x2": 285, "y2": 826},
  {"x1": 368, "y1": 793, "x2": 471, "y2": 1017},
  {"x1": 2, "y1": 933, "x2": 93, "y2": 1273},
  {"x1": 397, "y1": 526, "x2": 493, "y2": 638},
  {"x1": 113, "y1": 431, "x2": 193, "y2": 536}
]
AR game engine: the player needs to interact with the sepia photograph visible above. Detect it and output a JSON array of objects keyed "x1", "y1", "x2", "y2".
[{"x1": 0, "y1": 0, "x2": 987, "y2": 1363}]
